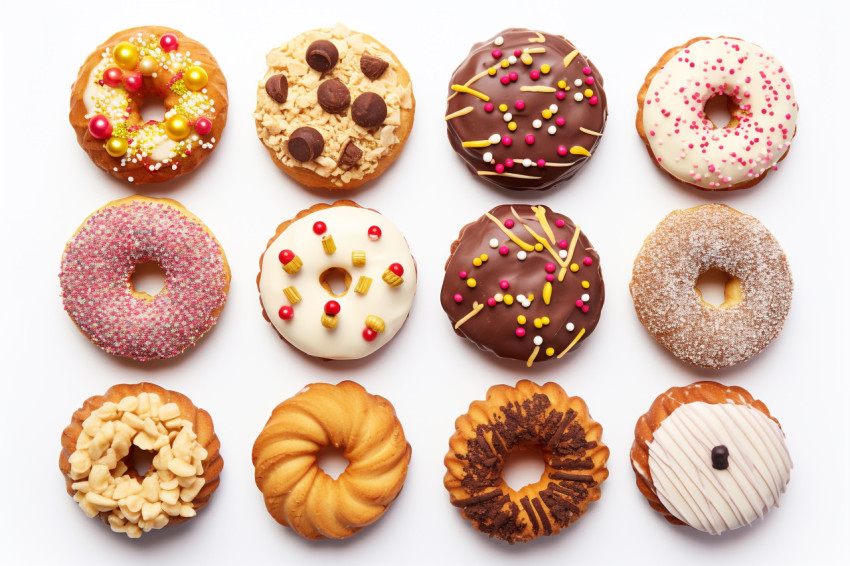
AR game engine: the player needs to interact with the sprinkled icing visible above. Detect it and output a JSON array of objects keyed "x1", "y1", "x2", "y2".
[
  {"x1": 59, "y1": 198, "x2": 229, "y2": 361},
  {"x1": 630, "y1": 204, "x2": 792, "y2": 368},
  {"x1": 259, "y1": 205, "x2": 416, "y2": 359},
  {"x1": 640, "y1": 38, "x2": 797, "y2": 189},
  {"x1": 647, "y1": 401, "x2": 791, "y2": 535}
]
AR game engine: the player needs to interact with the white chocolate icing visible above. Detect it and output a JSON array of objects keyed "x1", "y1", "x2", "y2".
[
  {"x1": 647, "y1": 401, "x2": 792, "y2": 535},
  {"x1": 642, "y1": 38, "x2": 797, "y2": 189},
  {"x1": 259, "y1": 206, "x2": 416, "y2": 359}
]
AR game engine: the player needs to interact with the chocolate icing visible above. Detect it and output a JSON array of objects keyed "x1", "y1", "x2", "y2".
[
  {"x1": 440, "y1": 205, "x2": 604, "y2": 364},
  {"x1": 445, "y1": 29, "x2": 607, "y2": 191},
  {"x1": 453, "y1": 393, "x2": 598, "y2": 543}
]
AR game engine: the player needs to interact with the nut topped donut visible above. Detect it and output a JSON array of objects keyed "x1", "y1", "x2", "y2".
[
  {"x1": 258, "y1": 201, "x2": 416, "y2": 360},
  {"x1": 255, "y1": 23, "x2": 415, "y2": 189},
  {"x1": 70, "y1": 26, "x2": 227, "y2": 184},
  {"x1": 440, "y1": 205, "x2": 603, "y2": 366},
  {"x1": 630, "y1": 204, "x2": 792, "y2": 368},
  {"x1": 446, "y1": 29, "x2": 607, "y2": 191},
  {"x1": 637, "y1": 37, "x2": 798, "y2": 190}
]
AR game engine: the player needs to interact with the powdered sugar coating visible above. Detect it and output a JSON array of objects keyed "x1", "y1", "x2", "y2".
[
  {"x1": 60, "y1": 198, "x2": 229, "y2": 361},
  {"x1": 630, "y1": 204, "x2": 792, "y2": 368}
]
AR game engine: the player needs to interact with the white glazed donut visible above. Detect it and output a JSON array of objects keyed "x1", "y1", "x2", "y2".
[
  {"x1": 258, "y1": 202, "x2": 416, "y2": 359},
  {"x1": 637, "y1": 37, "x2": 798, "y2": 190}
]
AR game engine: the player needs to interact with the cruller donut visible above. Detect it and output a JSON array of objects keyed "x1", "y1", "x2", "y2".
[
  {"x1": 70, "y1": 26, "x2": 227, "y2": 184},
  {"x1": 444, "y1": 380, "x2": 608, "y2": 544},
  {"x1": 630, "y1": 204, "x2": 792, "y2": 368}
]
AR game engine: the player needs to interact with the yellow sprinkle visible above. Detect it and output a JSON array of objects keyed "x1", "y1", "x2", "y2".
[
  {"x1": 582, "y1": 280, "x2": 590, "y2": 289},
  {"x1": 320, "y1": 313, "x2": 338, "y2": 329},
  {"x1": 527, "y1": 294, "x2": 534, "y2": 302},
  {"x1": 462, "y1": 140, "x2": 492, "y2": 148},
  {"x1": 508, "y1": 121, "x2": 517, "y2": 131},
  {"x1": 570, "y1": 263, "x2": 579, "y2": 272},
  {"x1": 480, "y1": 254, "x2": 489, "y2": 262},
  {"x1": 558, "y1": 80, "x2": 567, "y2": 89},
  {"x1": 355, "y1": 276, "x2": 372, "y2": 294},
  {"x1": 563, "y1": 49, "x2": 579, "y2": 69},
  {"x1": 517, "y1": 315, "x2": 527, "y2": 325},
  {"x1": 322, "y1": 235, "x2": 336, "y2": 255},
  {"x1": 445, "y1": 107, "x2": 474, "y2": 121},
  {"x1": 488, "y1": 67, "x2": 497, "y2": 76},
  {"x1": 521, "y1": 52, "x2": 533, "y2": 65},
  {"x1": 504, "y1": 295, "x2": 514, "y2": 305},
  {"x1": 543, "y1": 281, "x2": 552, "y2": 305},
  {"x1": 541, "y1": 64, "x2": 551, "y2": 74},
  {"x1": 533, "y1": 318, "x2": 543, "y2": 329},
  {"x1": 499, "y1": 103, "x2": 508, "y2": 112},
  {"x1": 351, "y1": 250, "x2": 366, "y2": 266},
  {"x1": 365, "y1": 315, "x2": 386, "y2": 333},
  {"x1": 283, "y1": 286, "x2": 301, "y2": 304},
  {"x1": 534, "y1": 243, "x2": 544, "y2": 252},
  {"x1": 495, "y1": 294, "x2": 504, "y2": 303},
  {"x1": 545, "y1": 347, "x2": 555, "y2": 356},
  {"x1": 570, "y1": 146, "x2": 591, "y2": 157},
  {"x1": 501, "y1": 60, "x2": 510, "y2": 68},
  {"x1": 542, "y1": 317, "x2": 550, "y2": 325},
  {"x1": 542, "y1": 109, "x2": 553, "y2": 119},
  {"x1": 584, "y1": 89, "x2": 593, "y2": 97},
  {"x1": 473, "y1": 258, "x2": 482, "y2": 267},
  {"x1": 451, "y1": 84, "x2": 490, "y2": 101},
  {"x1": 467, "y1": 278, "x2": 477, "y2": 288}
]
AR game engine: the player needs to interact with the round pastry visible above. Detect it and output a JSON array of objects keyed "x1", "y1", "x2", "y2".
[
  {"x1": 59, "y1": 383, "x2": 222, "y2": 538},
  {"x1": 252, "y1": 380, "x2": 411, "y2": 539},
  {"x1": 445, "y1": 28, "x2": 607, "y2": 191},
  {"x1": 630, "y1": 204, "x2": 792, "y2": 368},
  {"x1": 444, "y1": 380, "x2": 608, "y2": 544},
  {"x1": 631, "y1": 381, "x2": 792, "y2": 535},
  {"x1": 257, "y1": 201, "x2": 416, "y2": 360},
  {"x1": 60, "y1": 196, "x2": 230, "y2": 361},
  {"x1": 440, "y1": 204, "x2": 603, "y2": 366},
  {"x1": 254, "y1": 23, "x2": 415, "y2": 189},
  {"x1": 69, "y1": 26, "x2": 228, "y2": 184},
  {"x1": 637, "y1": 37, "x2": 797, "y2": 190}
]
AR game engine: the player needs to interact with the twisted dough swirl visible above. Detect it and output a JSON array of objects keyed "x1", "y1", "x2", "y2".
[{"x1": 252, "y1": 381, "x2": 411, "y2": 539}]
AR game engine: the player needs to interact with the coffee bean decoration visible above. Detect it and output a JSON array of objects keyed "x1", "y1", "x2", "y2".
[
  {"x1": 337, "y1": 140, "x2": 363, "y2": 169},
  {"x1": 360, "y1": 54, "x2": 389, "y2": 80},
  {"x1": 711, "y1": 445, "x2": 730, "y2": 470},
  {"x1": 265, "y1": 74, "x2": 289, "y2": 104},
  {"x1": 306, "y1": 40, "x2": 339, "y2": 73},
  {"x1": 351, "y1": 92, "x2": 387, "y2": 128},
  {"x1": 317, "y1": 79, "x2": 351, "y2": 114},
  {"x1": 288, "y1": 126, "x2": 325, "y2": 162}
]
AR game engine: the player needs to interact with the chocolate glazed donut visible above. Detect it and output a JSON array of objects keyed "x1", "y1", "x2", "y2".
[{"x1": 445, "y1": 29, "x2": 607, "y2": 191}]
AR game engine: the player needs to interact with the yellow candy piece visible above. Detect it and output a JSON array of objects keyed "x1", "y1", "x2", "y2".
[
  {"x1": 503, "y1": 295, "x2": 514, "y2": 306},
  {"x1": 479, "y1": 254, "x2": 488, "y2": 262},
  {"x1": 472, "y1": 258, "x2": 482, "y2": 267},
  {"x1": 164, "y1": 114, "x2": 190, "y2": 141},
  {"x1": 557, "y1": 80, "x2": 567, "y2": 89},
  {"x1": 542, "y1": 317, "x2": 550, "y2": 325},
  {"x1": 517, "y1": 315, "x2": 527, "y2": 325},
  {"x1": 570, "y1": 263, "x2": 579, "y2": 272},
  {"x1": 183, "y1": 66, "x2": 208, "y2": 91},
  {"x1": 533, "y1": 318, "x2": 543, "y2": 329},
  {"x1": 466, "y1": 278, "x2": 477, "y2": 288},
  {"x1": 582, "y1": 280, "x2": 590, "y2": 289},
  {"x1": 113, "y1": 42, "x2": 139, "y2": 70},
  {"x1": 499, "y1": 104, "x2": 508, "y2": 112},
  {"x1": 508, "y1": 121, "x2": 517, "y2": 131},
  {"x1": 138, "y1": 56, "x2": 158, "y2": 76},
  {"x1": 545, "y1": 347, "x2": 555, "y2": 356},
  {"x1": 105, "y1": 137, "x2": 128, "y2": 157},
  {"x1": 542, "y1": 109, "x2": 553, "y2": 120},
  {"x1": 501, "y1": 60, "x2": 510, "y2": 68},
  {"x1": 534, "y1": 243, "x2": 543, "y2": 252},
  {"x1": 584, "y1": 89, "x2": 593, "y2": 98},
  {"x1": 541, "y1": 64, "x2": 551, "y2": 74},
  {"x1": 488, "y1": 67, "x2": 497, "y2": 76}
]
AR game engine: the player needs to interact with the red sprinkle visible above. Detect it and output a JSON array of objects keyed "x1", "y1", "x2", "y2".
[
  {"x1": 278, "y1": 306, "x2": 294, "y2": 320},
  {"x1": 324, "y1": 301, "x2": 341, "y2": 315},
  {"x1": 583, "y1": 257, "x2": 593, "y2": 266},
  {"x1": 368, "y1": 225, "x2": 382, "y2": 240},
  {"x1": 453, "y1": 293, "x2": 463, "y2": 303},
  {"x1": 363, "y1": 328, "x2": 377, "y2": 341},
  {"x1": 389, "y1": 263, "x2": 404, "y2": 276},
  {"x1": 515, "y1": 327, "x2": 526, "y2": 338},
  {"x1": 312, "y1": 221, "x2": 327, "y2": 235},
  {"x1": 278, "y1": 249, "x2": 295, "y2": 264}
]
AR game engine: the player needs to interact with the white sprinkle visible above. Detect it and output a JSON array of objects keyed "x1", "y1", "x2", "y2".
[
  {"x1": 522, "y1": 300, "x2": 531, "y2": 308},
  {"x1": 494, "y1": 293, "x2": 504, "y2": 301},
  {"x1": 483, "y1": 151, "x2": 493, "y2": 162},
  {"x1": 489, "y1": 133, "x2": 501, "y2": 144},
  {"x1": 128, "y1": 177, "x2": 134, "y2": 182},
  {"x1": 495, "y1": 36, "x2": 504, "y2": 46},
  {"x1": 532, "y1": 119, "x2": 542, "y2": 129},
  {"x1": 508, "y1": 55, "x2": 517, "y2": 64},
  {"x1": 559, "y1": 250, "x2": 568, "y2": 259},
  {"x1": 489, "y1": 238, "x2": 499, "y2": 248},
  {"x1": 517, "y1": 294, "x2": 526, "y2": 302},
  {"x1": 503, "y1": 112, "x2": 512, "y2": 122},
  {"x1": 566, "y1": 323, "x2": 575, "y2": 332},
  {"x1": 581, "y1": 294, "x2": 590, "y2": 302},
  {"x1": 574, "y1": 93, "x2": 584, "y2": 102},
  {"x1": 517, "y1": 251, "x2": 527, "y2": 261},
  {"x1": 548, "y1": 126, "x2": 557, "y2": 135},
  {"x1": 549, "y1": 104, "x2": 559, "y2": 114},
  {"x1": 574, "y1": 79, "x2": 583, "y2": 87},
  {"x1": 533, "y1": 336, "x2": 543, "y2": 346},
  {"x1": 523, "y1": 159, "x2": 533, "y2": 167}
]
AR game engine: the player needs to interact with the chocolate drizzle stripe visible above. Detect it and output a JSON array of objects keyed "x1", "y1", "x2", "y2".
[
  {"x1": 579, "y1": 127, "x2": 604, "y2": 137},
  {"x1": 454, "y1": 301, "x2": 483, "y2": 329},
  {"x1": 550, "y1": 471, "x2": 595, "y2": 483},
  {"x1": 532, "y1": 205, "x2": 557, "y2": 244},
  {"x1": 484, "y1": 212, "x2": 535, "y2": 251},
  {"x1": 520, "y1": 496, "x2": 539, "y2": 535},
  {"x1": 476, "y1": 434, "x2": 497, "y2": 461},
  {"x1": 491, "y1": 430, "x2": 508, "y2": 457},
  {"x1": 520, "y1": 86, "x2": 556, "y2": 93},
  {"x1": 563, "y1": 49, "x2": 579, "y2": 68},
  {"x1": 551, "y1": 457, "x2": 595, "y2": 470},
  {"x1": 556, "y1": 328, "x2": 586, "y2": 359},
  {"x1": 510, "y1": 210, "x2": 568, "y2": 268},
  {"x1": 532, "y1": 498, "x2": 552, "y2": 535},
  {"x1": 526, "y1": 345, "x2": 540, "y2": 367},
  {"x1": 452, "y1": 488, "x2": 504, "y2": 507},
  {"x1": 445, "y1": 107, "x2": 474, "y2": 121},
  {"x1": 477, "y1": 171, "x2": 542, "y2": 180},
  {"x1": 450, "y1": 84, "x2": 490, "y2": 101},
  {"x1": 547, "y1": 410, "x2": 576, "y2": 449}
]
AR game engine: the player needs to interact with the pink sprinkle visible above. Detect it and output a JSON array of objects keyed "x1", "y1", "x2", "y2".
[
  {"x1": 558, "y1": 240, "x2": 568, "y2": 248},
  {"x1": 513, "y1": 49, "x2": 522, "y2": 57},
  {"x1": 453, "y1": 294, "x2": 463, "y2": 303},
  {"x1": 499, "y1": 246, "x2": 509, "y2": 255},
  {"x1": 492, "y1": 49, "x2": 502, "y2": 58},
  {"x1": 509, "y1": 72, "x2": 518, "y2": 82},
  {"x1": 515, "y1": 100, "x2": 525, "y2": 110},
  {"x1": 504, "y1": 158, "x2": 514, "y2": 168},
  {"x1": 515, "y1": 327, "x2": 526, "y2": 338},
  {"x1": 530, "y1": 70, "x2": 540, "y2": 80},
  {"x1": 581, "y1": 305, "x2": 589, "y2": 313},
  {"x1": 583, "y1": 257, "x2": 593, "y2": 266},
  {"x1": 545, "y1": 263, "x2": 556, "y2": 273},
  {"x1": 499, "y1": 280, "x2": 510, "y2": 290},
  {"x1": 557, "y1": 145, "x2": 567, "y2": 156},
  {"x1": 525, "y1": 134, "x2": 535, "y2": 144},
  {"x1": 555, "y1": 117, "x2": 565, "y2": 126},
  {"x1": 537, "y1": 158, "x2": 546, "y2": 167},
  {"x1": 586, "y1": 77, "x2": 595, "y2": 85},
  {"x1": 556, "y1": 91, "x2": 566, "y2": 100},
  {"x1": 575, "y1": 300, "x2": 584, "y2": 308},
  {"x1": 545, "y1": 274, "x2": 555, "y2": 282},
  {"x1": 495, "y1": 163, "x2": 505, "y2": 173},
  {"x1": 555, "y1": 219, "x2": 565, "y2": 227},
  {"x1": 484, "y1": 102, "x2": 494, "y2": 112},
  {"x1": 589, "y1": 96, "x2": 598, "y2": 105},
  {"x1": 582, "y1": 66, "x2": 591, "y2": 75},
  {"x1": 500, "y1": 76, "x2": 510, "y2": 85},
  {"x1": 505, "y1": 219, "x2": 514, "y2": 228},
  {"x1": 502, "y1": 136, "x2": 512, "y2": 146},
  {"x1": 488, "y1": 298, "x2": 497, "y2": 307},
  {"x1": 459, "y1": 271, "x2": 467, "y2": 279}
]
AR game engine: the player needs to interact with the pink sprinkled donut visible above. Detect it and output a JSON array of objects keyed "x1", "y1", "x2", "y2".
[{"x1": 60, "y1": 196, "x2": 230, "y2": 361}]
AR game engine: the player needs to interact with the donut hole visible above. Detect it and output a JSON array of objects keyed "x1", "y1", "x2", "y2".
[
  {"x1": 695, "y1": 268, "x2": 743, "y2": 309},
  {"x1": 319, "y1": 267, "x2": 352, "y2": 297},
  {"x1": 316, "y1": 445, "x2": 349, "y2": 480},
  {"x1": 503, "y1": 445, "x2": 546, "y2": 491},
  {"x1": 704, "y1": 94, "x2": 739, "y2": 129},
  {"x1": 130, "y1": 261, "x2": 167, "y2": 298},
  {"x1": 128, "y1": 445, "x2": 155, "y2": 478},
  {"x1": 138, "y1": 95, "x2": 166, "y2": 123}
]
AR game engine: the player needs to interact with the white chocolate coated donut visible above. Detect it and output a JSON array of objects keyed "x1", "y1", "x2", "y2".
[
  {"x1": 259, "y1": 204, "x2": 416, "y2": 359},
  {"x1": 640, "y1": 37, "x2": 797, "y2": 190}
]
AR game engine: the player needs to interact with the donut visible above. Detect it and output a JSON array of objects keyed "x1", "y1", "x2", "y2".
[
  {"x1": 60, "y1": 196, "x2": 230, "y2": 361},
  {"x1": 254, "y1": 23, "x2": 414, "y2": 189},
  {"x1": 444, "y1": 380, "x2": 608, "y2": 544},
  {"x1": 440, "y1": 204, "x2": 603, "y2": 366},
  {"x1": 257, "y1": 201, "x2": 416, "y2": 359},
  {"x1": 59, "y1": 383, "x2": 222, "y2": 538},
  {"x1": 252, "y1": 381, "x2": 411, "y2": 539},
  {"x1": 445, "y1": 29, "x2": 607, "y2": 191},
  {"x1": 630, "y1": 204, "x2": 792, "y2": 368},
  {"x1": 637, "y1": 37, "x2": 797, "y2": 190},
  {"x1": 631, "y1": 381, "x2": 792, "y2": 535},
  {"x1": 69, "y1": 26, "x2": 227, "y2": 184}
]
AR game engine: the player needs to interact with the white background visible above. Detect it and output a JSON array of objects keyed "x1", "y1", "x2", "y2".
[{"x1": 1, "y1": 0, "x2": 848, "y2": 564}]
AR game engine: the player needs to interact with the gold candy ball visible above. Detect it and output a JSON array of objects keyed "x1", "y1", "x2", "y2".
[
  {"x1": 164, "y1": 114, "x2": 190, "y2": 141},
  {"x1": 183, "y1": 66, "x2": 208, "y2": 91},
  {"x1": 138, "y1": 56, "x2": 158, "y2": 76},
  {"x1": 105, "y1": 137, "x2": 129, "y2": 157},
  {"x1": 113, "y1": 42, "x2": 139, "y2": 70}
]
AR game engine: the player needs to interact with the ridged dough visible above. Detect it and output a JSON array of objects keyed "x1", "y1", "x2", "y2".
[{"x1": 252, "y1": 381, "x2": 411, "y2": 539}]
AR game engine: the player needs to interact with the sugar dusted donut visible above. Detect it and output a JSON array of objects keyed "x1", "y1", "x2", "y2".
[
  {"x1": 637, "y1": 37, "x2": 797, "y2": 190},
  {"x1": 59, "y1": 383, "x2": 222, "y2": 538},
  {"x1": 257, "y1": 201, "x2": 416, "y2": 359},
  {"x1": 445, "y1": 29, "x2": 607, "y2": 191},
  {"x1": 60, "y1": 196, "x2": 230, "y2": 361},
  {"x1": 70, "y1": 26, "x2": 227, "y2": 184},
  {"x1": 630, "y1": 204, "x2": 792, "y2": 368},
  {"x1": 631, "y1": 381, "x2": 792, "y2": 535},
  {"x1": 444, "y1": 380, "x2": 609, "y2": 544}
]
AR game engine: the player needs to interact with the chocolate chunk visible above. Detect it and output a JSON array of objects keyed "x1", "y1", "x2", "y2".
[
  {"x1": 305, "y1": 40, "x2": 339, "y2": 73},
  {"x1": 711, "y1": 445, "x2": 730, "y2": 470},
  {"x1": 360, "y1": 54, "x2": 389, "y2": 80},
  {"x1": 317, "y1": 78, "x2": 351, "y2": 114},
  {"x1": 264, "y1": 74, "x2": 288, "y2": 103},
  {"x1": 337, "y1": 140, "x2": 363, "y2": 169},
  {"x1": 351, "y1": 92, "x2": 387, "y2": 128},
  {"x1": 288, "y1": 126, "x2": 324, "y2": 162}
]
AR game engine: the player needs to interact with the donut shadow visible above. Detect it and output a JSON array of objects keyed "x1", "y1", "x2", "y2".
[{"x1": 639, "y1": 500, "x2": 781, "y2": 546}]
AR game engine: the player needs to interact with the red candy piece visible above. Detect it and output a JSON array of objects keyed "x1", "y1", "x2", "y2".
[
  {"x1": 123, "y1": 73, "x2": 143, "y2": 93},
  {"x1": 103, "y1": 67, "x2": 123, "y2": 87},
  {"x1": 313, "y1": 221, "x2": 327, "y2": 235},
  {"x1": 388, "y1": 263, "x2": 404, "y2": 276},
  {"x1": 88, "y1": 115, "x2": 113, "y2": 139},
  {"x1": 278, "y1": 249, "x2": 295, "y2": 264},
  {"x1": 278, "y1": 306, "x2": 294, "y2": 320},
  {"x1": 195, "y1": 117, "x2": 212, "y2": 135},
  {"x1": 160, "y1": 33, "x2": 179, "y2": 52},
  {"x1": 368, "y1": 225, "x2": 382, "y2": 240},
  {"x1": 363, "y1": 328, "x2": 377, "y2": 341},
  {"x1": 324, "y1": 300, "x2": 341, "y2": 315}
]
